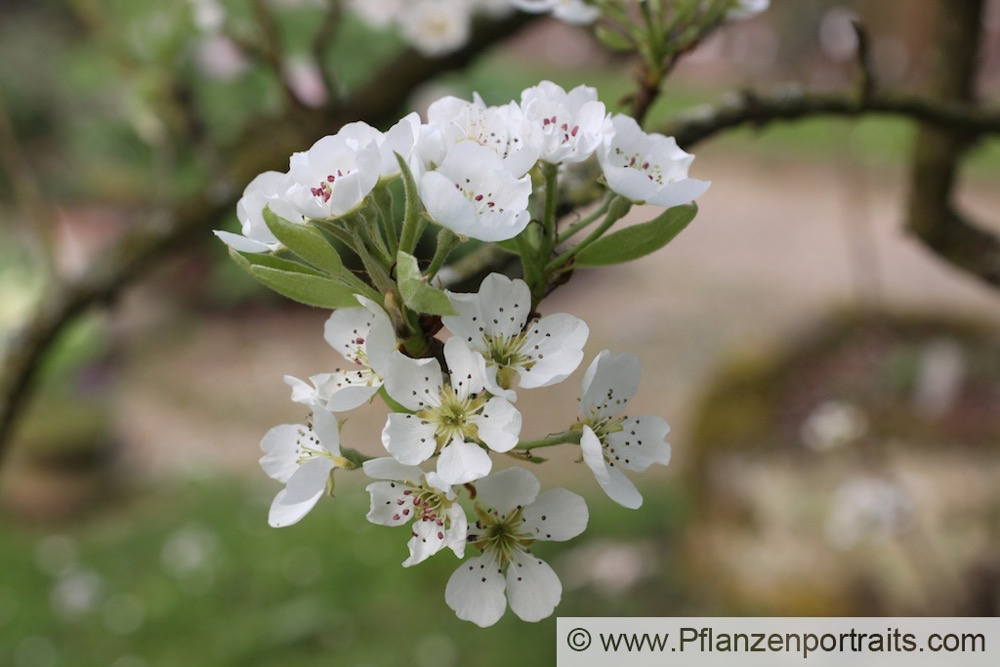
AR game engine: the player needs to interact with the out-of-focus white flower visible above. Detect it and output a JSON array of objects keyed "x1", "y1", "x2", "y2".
[
  {"x1": 285, "y1": 296, "x2": 396, "y2": 413},
  {"x1": 444, "y1": 273, "x2": 588, "y2": 400},
  {"x1": 520, "y1": 81, "x2": 612, "y2": 164},
  {"x1": 577, "y1": 350, "x2": 671, "y2": 509},
  {"x1": 381, "y1": 337, "x2": 521, "y2": 485},
  {"x1": 215, "y1": 171, "x2": 302, "y2": 253},
  {"x1": 259, "y1": 409, "x2": 352, "y2": 527},
  {"x1": 419, "y1": 141, "x2": 532, "y2": 242},
  {"x1": 398, "y1": 0, "x2": 473, "y2": 57},
  {"x1": 187, "y1": 0, "x2": 225, "y2": 33},
  {"x1": 363, "y1": 457, "x2": 468, "y2": 566},
  {"x1": 445, "y1": 467, "x2": 588, "y2": 626},
  {"x1": 800, "y1": 400, "x2": 868, "y2": 452},
  {"x1": 346, "y1": 0, "x2": 406, "y2": 28},
  {"x1": 283, "y1": 58, "x2": 329, "y2": 108},
  {"x1": 424, "y1": 93, "x2": 538, "y2": 176},
  {"x1": 511, "y1": 0, "x2": 600, "y2": 25},
  {"x1": 339, "y1": 112, "x2": 423, "y2": 179},
  {"x1": 727, "y1": 0, "x2": 770, "y2": 21},
  {"x1": 826, "y1": 475, "x2": 913, "y2": 548},
  {"x1": 286, "y1": 132, "x2": 381, "y2": 220},
  {"x1": 598, "y1": 114, "x2": 710, "y2": 208}
]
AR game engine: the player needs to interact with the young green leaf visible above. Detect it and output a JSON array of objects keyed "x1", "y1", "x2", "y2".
[
  {"x1": 262, "y1": 207, "x2": 346, "y2": 275},
  {"x1": 248, "y1": 265, "x2": 361, "y2": 309},
  {"x1": 228, "y1": 247, "x2": 325, "y2": 276},
  {"x1": 574, "y1": 204, "x2": 697, "y2": 267},
  {"x1": 396, "y1": 251, "x2": 456, "y2": 316}
]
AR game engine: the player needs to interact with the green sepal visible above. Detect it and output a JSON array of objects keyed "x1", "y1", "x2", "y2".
[
  {"x1": 396, "y1": 250, "x2": 457, "y2": 316},
  {"x1": 396, "y1": 153, "x2": 422, "y2": 255},
  {"x1": 574, "y1": 203, "x2": 697, "y2": 267}
]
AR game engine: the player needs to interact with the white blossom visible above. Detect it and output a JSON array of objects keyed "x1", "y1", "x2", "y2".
[
  {"x1": 727, "y1": 0, "x2": 770, "y2": 21},
  {"x1": 381, "y1": 337, "x2": 521, "y2": 485},
  {"x1": 445, "y1": 467, "x2": 588, "y2": 627},
  {"x1": 423, "y1": 93, "x2": 538, "y2": 177},
  {"x1": 338, "y1": 112, "x2": 423, "y2": 179},
  {"x1": 259, "y1": 409, "x2": 351, "y2": 527},
  {"x1": 419, "y1": 141, "x2": 532, "y2": 242},
  {"x1": 284, "y1": 296, "x2": 396, "y2": 413},
  {"x1": 520, "y1": 81, "x2": 613, "y2": 164},
  {"x1": 577, "y1": 350, "x2": 671, "y2": 509},
  {"x1": 598, "y1": 114, "x2": 710, "y2": 208},
  {"x1": 215, "y1": 171, "x2": 301, "y2": 253},
  {"x1": 345, "y1": 0, "x2": 405, "y2": 28},
  {"x1": 285, "y1": 131, "x2": 381, "y2": 220},
  {"x1": 363, "y1": 457, "x2": 467, "y2": 566},
  {"x1": 398, "y1": 0, "x2": 473, "y2": 57},
  {"x1": 444, "y1": 273, "x2": 588, "y2": 400},
  {"x1": 510, "y1": 0, "x2": 600, "y2": 25}
]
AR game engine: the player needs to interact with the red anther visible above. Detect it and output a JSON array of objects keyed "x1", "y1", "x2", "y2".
[
  {"x1": 393, "y1": 513, "x2": 400, "y2": 521},
  {"x1": 487, "y1": 202, "x2": 495, "y2": 208},
  {"x1": 437, "y1": 532, "x2": 444, "y2": 540},
  {"x1": 642, "y1": 162, "x2": 649, "y2": 170},
  {"x1": 355, "y1": 337, "x2": 365, "y2": 345},
  {"x1": 571, "y1": 126, "x2": 579, "y2": 137},
  {"x1": 402, "y1": 489, "x2": 412, "y2": 495},
  {"x1": 327, "y1": 175, "x2": 335, "y2": 182},
  {"x1": 474, "y1": 194, "x2": 483, "y2": 201},
  {"x1": 403, "y1": 509, "x2": 410, "y2": 515}
]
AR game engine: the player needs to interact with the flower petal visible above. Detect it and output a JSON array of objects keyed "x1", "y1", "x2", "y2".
[
  {"x1": 580, "y1": 350, "x2": 640, "y2": 420},
  {"x1": 354, "y1": 295, "x2": 396, "y2": 373},
  {"x1": 259, "y1": 424, "x2": 304, "y2": 483},
  {"x1": 478, "y1": 273, "x2": 531, "y2": 340},
  {"x1": 444, "y1": 503, "x2": 468, "y2": 559},
  {"x1": 443, "y1": 337, "x2": 486, "y2": 400},
  {"x1": 474, "y1": 466, "x2": 540, "y2": 514},
  {"x1": 606, "y1": 415, "x2": 671, "y2": 473},
  {"x1": 521, "y1": 488, "x2": 589, "y2": 541},
  {"x1": 403, "y1": 518, "x2": 449, "y2": 567},
  {"x1": 324, "y1": 306, "x2": 377, "y2": 366},
  {"x1": 517, "y1": 313, "x2": 589, "y2": 389},
  {"x1": 268, "y1": 457, "x2": 334, "y2": 528},
  {"x1": 310, "y1": 408, "x2": 341, "y2": 456},
  {"x1": 442, "y1": 290, "x2": 487, "y2": 353},
  {"x1": 581, "y1": 426, "x2": 642, "y2": 509},
  {"x1": 445, "y1": 553, "x2": 508, "y2": 627},
  {"x1": 472, "y1": 397, "x2": 521, "y2": 453},
  {"x1": 382, "y1": 413, "x2": 438, "y2": 465},
  {"x1": 437, "y1": 439, "x2": 492, "y2": 485},
  {"x1": 505, "y1": 550, "x2": 562, "y2": 622},
  {"x1": 365, "y1": 480, "x2": 415, "y2": 527},
  {"x1": 362, "y1": 456, "x2": 425, "y2": 484},
  {"x1": 213, "y1": 230, "x2": 276, "y2": 254},
  {"x1": 383, "y1": 351, "x2": 443, "y2": 412}
]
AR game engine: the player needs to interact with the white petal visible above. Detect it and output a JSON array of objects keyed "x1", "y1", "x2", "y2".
[
  {"x1": 268, "y1": 487, "x2": 323, "y2": 528},
  {"x1": 581, "y1": 426, "x2": 642, "y2": 509},
  {"x1": 362, "y1": 456, "x2": 425, "y2": 483},
  {"x1": 354, "y1": 295, "x2": 396, "y2": 373},
  {"x1": 213, "y1": 230, "x2": 276, "y2": 253},
  {"x1": 606, "y1": 415, "x2": 671, "y2": 473},
  {"x1": 580, "y1": 350, "x2": 640, "y2": 419},
  {"x1": 310, "y1": 408, "x2": 341, "y2": 456},
  {"x1": 436, "y1": 439, "x2": 492, "y2": 485},
  {"x1": 284, "y1": 374, "x2": 325, "y2": 410},
  {"x1": 381, "y1": 413, "x2": 438, "y2": 465},
  {"x1": 365, "y1": 480, "x2": 415, "y2": 526},
  {"x1": 478, "y1": 273, "x2": 530, "y2": 340},
  {"x1": 521, "y1": 489, "x2": 589, "y2": 541},
  {"x1": 383, "y1": 351, "x2": 443, "y2": 411},
  {"x1": 324, "y1": 306, "x2": 376, "y2": 365},
  {"x1": 474, "y1": 466, "x2": 539, "y2": 514},
  {"x1": 472, "y1": 397, "x2": 521, "y2": 453},
  {"x1": 445, "y1": 553, "x2": 507, "y2": 627},
  {"x1": 403, "y1": 518, "x2": 448, "y2": 567},
  {"x1": 442, "y1": 290, "x2": 487, "y2": 352},
  {"x1": 259, "y1": 424, "x2": 304, "y2": 483},
  {"x1": 268, "y1": 457, "x2": 334, "y2": 528},
  {"x1": 325, "y1": 381, "x2": 380, "y2": 412},
  {"x1": 444, "y1": 503, "x2": 468, "y2": 559},
  {"x1": 505, "y1": 550, "x2": 562, "y2": 622},
  {"x1": 517, "y1": 313, "x2": 589, "y2": 388},
  {"x1": 443, "y1": 337, "x2": 486, "y2": 400}
]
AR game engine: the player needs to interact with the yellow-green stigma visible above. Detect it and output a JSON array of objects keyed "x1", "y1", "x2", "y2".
[{"x1": 471, "y1": 505, "x2": 535, "y2": 568}]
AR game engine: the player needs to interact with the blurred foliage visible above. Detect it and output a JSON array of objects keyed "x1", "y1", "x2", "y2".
[{"x1": 0, "y1": 479, "x2": 691, "y2": 667}]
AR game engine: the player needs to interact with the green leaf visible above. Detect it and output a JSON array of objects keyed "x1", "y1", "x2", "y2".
[
  {"x1": 228, "y1": 247, "x2": 325, "y2": 276},
  {"x1": 396, "y1": 251, "x2": 456, "y2": 316},
  {"x1": 594, "y1": 24, "x2": 634, "y2": 52},
  {"x1": 574, "y1": 204, "x2": 697, "y2": 267},
  {"x1": 247, "y1": 265, "x2": 361, "y2": 309},
  {"x1": 262, "y1": 207, "x2": 346, "y2": 275}
]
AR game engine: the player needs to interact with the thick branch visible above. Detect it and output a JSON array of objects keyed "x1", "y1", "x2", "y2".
[
  {"x1": 0, "y1": 12, "x2": 536, "y2": 462},
  {"x1": 904, "y1": 0, "x2": 1000, "y2": 286}
]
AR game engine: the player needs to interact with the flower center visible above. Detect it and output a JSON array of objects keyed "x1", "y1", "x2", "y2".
[
  {"x1": 482, "y1": 334, "x2": 534, "y2": 388},
  {"x1": 309, "y1": 169, "x2": 351, "y2": 204},
  {"x1": 419, "y1": 386, "x2": 485, "y2": 447},
  {"x1": 471, "y1": 505, "x2": 534, "y2": 568},
  {"x1": 612, "y1": 147, "x2": 666, "y2": 184}
]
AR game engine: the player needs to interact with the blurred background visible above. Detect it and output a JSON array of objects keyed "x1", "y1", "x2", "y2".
[{"x1": 1, "y1": 0, "x2": 1000, "y2": 665}]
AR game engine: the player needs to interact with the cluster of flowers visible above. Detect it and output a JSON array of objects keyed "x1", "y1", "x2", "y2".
[
  {"x1": 261, "y1": 273, "x2": 671, "y2": 626},
  {"x1": 219, "y1": 80, "x2": 709, "y2": 625},
  {"x1": 216, "y1": 80, "x2": 708, "y2": 252}
]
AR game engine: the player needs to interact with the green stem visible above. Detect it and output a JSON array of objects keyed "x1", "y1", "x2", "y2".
[
  {"x1": 540, "y1": 162, "x2": 559, "y2": 253},
  {"x1": 516, "y1": 430, "x2": 582, "y2": 451},
  {"x1": 373, "y1": 185, "x2": 398, "y2": 257},
  {"x1": 546, "y1": 196, "x2": 632, "y2": 273},
  {"x1": 557, "y1": 193, "x2": 613, "y2": 244},
  {"x1": 426, "y1": 228, "x2": 461, "y2": 281},
  {"x1": 341, "y1": 446, "x2": 375, "y2": 467},
  {"x1": 348, "y1": 225, "x2": 396, "y2": 294},
  {"x1": 515, "y1": 228, "x2": 545, "y2": 306}
]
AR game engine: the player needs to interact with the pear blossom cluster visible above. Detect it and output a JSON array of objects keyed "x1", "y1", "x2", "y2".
[
  {"x1": 216, "y1": 80, "x2": 708, "y2": 253},
  {"x1": 221, "y1": 80, "x2": 706, "y2": 626}
]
